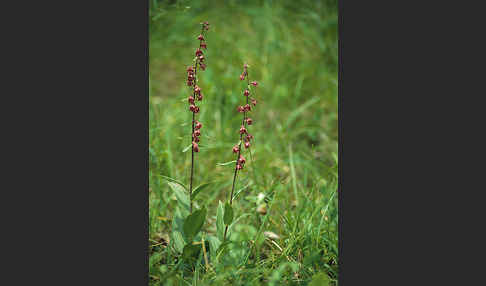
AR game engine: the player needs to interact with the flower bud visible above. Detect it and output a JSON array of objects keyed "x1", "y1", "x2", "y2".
[
  {"x1": 195, "y1": 121, "x2": 202, "y2": 129},
  {"x1": 188, "y1": 96, "x2": 195, "y2": 104},
  {"x1": 232, "y1": 145, "x2": 239, "y2": 153},
  {"x1": 246, "y1": 118, "x2": 253, "y2": 125},
  {"x1": 244, "y1": 89, "x2": 249, "y2": 96},
  {"x1": 239, "y1": 126, "x2": 247, "y2": 134}
]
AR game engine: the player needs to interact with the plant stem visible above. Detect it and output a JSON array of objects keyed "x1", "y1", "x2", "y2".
[{"x1": 224, "y1": 70, "x2": 251, "y2": 241}]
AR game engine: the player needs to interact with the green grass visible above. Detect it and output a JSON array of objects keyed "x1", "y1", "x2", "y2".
[{"x1": 149, "y1": 0, "x2": 338, "y2": 285}]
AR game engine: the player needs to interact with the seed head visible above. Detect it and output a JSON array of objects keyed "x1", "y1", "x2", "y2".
[
  {"x1": 246, "y1": 118, "x2": 253, "y2": 125},
  {"x1": 195, "y1": 121, "x2": 202, "y2": 129},
  {"x1": 244, "y1": 90, "x2": 249, "y2": 96},
  {"x1": 188, "y1": 96, "x2": 195, "y2": 104},
  {"x1": 239, "y1": 126, "x2": 247, "y2": 134},
  {"x1": 193, "y1": 142, "x2": 199, "y2": 152},
  {"x1": 232, "y1": 145, "x2": 239, "y2": 153}
]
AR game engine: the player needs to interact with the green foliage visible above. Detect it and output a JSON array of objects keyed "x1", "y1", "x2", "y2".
[
  {"x1": 149, "y1": 0, "x2": 338, "y2": 284},
  {"x1": 223, "y1": 202, "x2": 234, "y2": 225},
  {"x1": 183, "y1": 206, "x2": 207, "y2": 241}
]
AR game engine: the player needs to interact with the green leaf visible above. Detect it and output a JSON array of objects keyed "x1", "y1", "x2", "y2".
[
  {"x1": 171, "y1": 207, "x2": 186, "y2": 253},
  {"x1": 232, "y1": 183, "x2": 251, "y2": 201},
  {"x1": 217, "y1": 160, "x2": 236, "y2": 166},
  {"x1": 182, "y1": 243, "x2": 201, "y2": 262},
  {"x1": 182, "y1": 144, "x2": 192, "y2": 153},
  {"x1": 183, "y1": 206, "x2": 206, "y2": 241},
  {"x1": 308, "y1": 272, "x2": 330, "y2": 286},
  {"x1": 192, "y1": 182, "x2": 212, "y2": 200},
  {"x1": 167, "y1": 182, "x2": 190, "y2": 215},
  {"x1": 207, "y1": 235, "x2": 221, "y2": 260},
  {"x1": 159, "y1": 175, "x2": 187, "y2": 191},
  {"x1": 216, "y1": 201, "x2": 224, "y2": 241},
  {"x1": 224, "y1": 203, "x2": 233, "y2": 225}
]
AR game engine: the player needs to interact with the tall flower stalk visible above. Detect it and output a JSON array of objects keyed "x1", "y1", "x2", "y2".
[
  {"x1": 186, "y1": 21, "x2": 209, "y2": 214},
  {"x1": 223, "y1": 63, "x2": 259, "y2": 241}
]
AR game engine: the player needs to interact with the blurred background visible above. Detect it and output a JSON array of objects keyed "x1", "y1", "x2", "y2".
[{"x1": 149, "y1": 0, "x2": 338, "y2": 284}]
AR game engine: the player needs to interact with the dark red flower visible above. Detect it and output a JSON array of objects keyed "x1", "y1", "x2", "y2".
[
  {"x1": 194, "y1": 85, "x2": 201, "y2": 94},
  {"x1": 237, "y1": 106, "x2": 244, "y2": 113},
  {"x1": 240, "y1": 74, "x2": 245, "y2": 80},
  {"x1": 197, "y1": 34, "x2": 204, "y2": 41},
  {"x1": 193, "y1": 135, "x2": 200, "y2": 143},
  {"x1": 195, "y1": 48, "x2": 203, "y2": 57},
  {"x1": 193, "y1": 142, "x2": 199, "y2": 152},
  {"x1": 199, "y1": 63, "x2": 206, "y2": 70},
  {"x1": 244, "y1": 90, "x2": 249, "y2": 96},
  {"x1": 244, "y1": 104, "x2": 251, "y2": 111},
  {"x1": 197, "y1": 93, "x2": 203, "y2": 101},
  {"x1": 188, "y1": 96, "x2": 195, "y2": 104},
  {"x1": 187, "y1": 66, "x2": 194, "y2": 72},
  {"x1": 238, "y1": 155, "x2": 246, "y2": 165},
  {"x1": 194, "y1": 129, "x2": 201, "y2": 137},
  {"x1": 194, "y1": 106, "x2": 200, "y2": 113},
  {"x1": 195, "y1": 121, "x2": 202, "y2": 129},
  {"x1": 246, "y1": 118, "x2": 253, "y2": 125},
  {"x1": 251, "y1": 81, "x2": 258, "y2": 86},
  {"x1": 251, "y1": 98, "x2": 257, "y2": 106},
  {"x1": 236, "y1": 164, "x2": 243, "y2": 170},
  {"x1": 239, "y1": 126, "x2": 247, "y2": 134},
  {"x1": 200, "y1": 42, "x2": 207, "y2": 49},
  {"x1": 187, "y1": 80, "x2": 193, "y2": 86},
  {"x1": 189, "y1": 104, "x2": 196, "y2": 112},
  {"x1": 244, "y1": 141, "x2": 250, "y2": 148},
  {"x1": 232, "y1": 145, "x2": 239, "y2": 153}
]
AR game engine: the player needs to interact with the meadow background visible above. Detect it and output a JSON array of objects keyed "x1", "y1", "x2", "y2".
[{"x1": 149, "y1": 0, "x2": 338, "y2": 284}]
